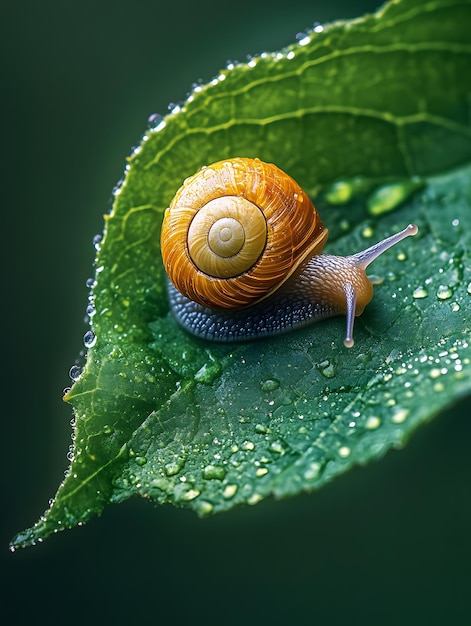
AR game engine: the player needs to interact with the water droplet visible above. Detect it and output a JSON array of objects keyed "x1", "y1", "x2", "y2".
[
  {"x1": 304, "y1": 462, "x2": 321, "y2": 480},
  {"x1": 247, "y1": 493, "x2": 263, "y2": 506},
  {"x1": 147, "y1": 112, "x2": 162, "y2": 127},
  {"x1": 69, "y1": 365, "x2": 83, "y2": 381},
  {"x1": 202, "y1": 464, "x2": 226, "y2": 480},
  {"x1": 254, "y1": 423, "x2": 268, "y2": 434},
  {"x1": 223, "y1": 484, "x2": 238, "y2": 499},
  {"x1": 367, "y1": 178, "x2": 424, "y2": 215},
  {"x1": 83, "y1": 330, "x2": 96, "y2": 348},
  {"x1": 182, "y1": 488, "x2": 200, "y2": 501},
  {"x1": 86, "y1": 302, "x2": 96, "y2": 317},
  {"x1": 164, "y1": 459, "x2": 185, "y2": 476},
  {"x1": 317, "y1": 359, "x2": 336, "y2": 378},
  {"x1": 93, "y1": 234, "x2": 102, "y2": 251},
  {"x1": 451, "y1": 301, "x2": 460, "y2": 312},
  {"x1": 391, "y1": 408, "x2": 408, "y2": 424},
  {"x1": 195, "y1": 500, "x2": 214, "y2": 516},
  {"x1": 269, "y1": 441, "x2": 285, "y2": 455},
  {"x1": 467, "y1": 282, "x2": 471, "y2": 295},
  {"x1": 256, "y1": 467, "x2": 268, "y2": 477},
  {"x1": 436, "y1": 284, "x2": 453, "y2": 300},
  {"x1": 324, "y1": 180, "x2": 355, "y2": 204},
  {"x1": 296, "y1": 32, "x2": 310, "y2": 46},
  {"x1": 338, "y1": 446, "x2": 351, "y2": 458},
  {"x1": 242, "y1": 441, "x2": 255, "y2": 451},
  {"x1": 85, "y1": 277, "x2": 96, "y2": 289},
  {"x1": 413, "y1": 286, "x2": 429, "y2": 299},
  {"x1": 365, "y1": 416, "x2": 381, "y2": 430},
  {"x1": 260, "y1": 378, "x2": 280, "y2": 392},
  {"x1": 148, "y1": 477, "x2": 169, "y2": 491}
]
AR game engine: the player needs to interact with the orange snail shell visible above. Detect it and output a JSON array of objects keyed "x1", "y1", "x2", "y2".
[{"x1": 160, "y1": 157, "x2": 328, "y2": 309}]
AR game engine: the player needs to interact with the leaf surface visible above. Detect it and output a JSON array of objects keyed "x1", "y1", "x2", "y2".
[{"x1": 11, "y1": 0, "x2": 471, "y2": 549}]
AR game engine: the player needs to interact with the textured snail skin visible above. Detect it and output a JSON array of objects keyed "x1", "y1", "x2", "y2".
[
  {"x1": 167, "y1": 253, "x2": 372, "y2": 342},
  {"x1": 161, "y1": 157, "x2": 418, "y2": 346},
  {"x1": 167, "y1": 282, "x2": 332, "y2": 341}
]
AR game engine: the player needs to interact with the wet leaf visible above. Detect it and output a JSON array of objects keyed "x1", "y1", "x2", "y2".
[{"x1": 11, "y1": 0, "x2": 471, "y2": 549}]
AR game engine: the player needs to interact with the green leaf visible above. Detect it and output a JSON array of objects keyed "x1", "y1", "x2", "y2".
[{"x1": 11, "y1": 0, "x2": 471, "y2": 549}]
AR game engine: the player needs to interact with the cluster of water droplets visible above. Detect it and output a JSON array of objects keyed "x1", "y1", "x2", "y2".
[
  {"x1": 295, "y1": 22, "x2": 324, "y2": 47},
  {"x1": 119, "y1": 309, "x2": 471, "y2": 516},
  {"x1": 409, "y1": 217, "x2": 465, "y2": 311},
  {"x1": 64, "y1": 232, "x2": 103, "y2": 389},
  {"x1": 144, "y1": 20, "x2": 327, "y2": 141},
  {"x1": 324, "y1": 176, "x2": 424, "y2": 216},
  {"x1": 120, "y1": 380, "x2": 317, "y2": 514}
]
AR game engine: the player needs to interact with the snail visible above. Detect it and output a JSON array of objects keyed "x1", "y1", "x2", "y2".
[{"x1": 161, "y1": 157, "x2": 418, "y2": 347}]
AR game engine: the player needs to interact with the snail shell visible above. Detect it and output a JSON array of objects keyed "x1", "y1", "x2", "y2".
[
  {"x1": 161, "y1": 158, "x2": 418, "y2": 347},
  {"x1": 160, "y1": 158, "x2": 327, "y2": 309}
]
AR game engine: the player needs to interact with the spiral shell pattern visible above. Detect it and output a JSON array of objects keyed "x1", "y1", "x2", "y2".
[{"x1": 161, "y1": 157, "x2": 327, "y2": 309}]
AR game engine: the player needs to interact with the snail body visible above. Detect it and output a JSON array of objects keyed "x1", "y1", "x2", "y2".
[{"x1": 161, "y1": 158, "x2": 418, "y2": 347}]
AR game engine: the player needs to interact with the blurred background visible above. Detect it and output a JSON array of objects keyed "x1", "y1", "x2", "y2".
[{"x1": 1, "y1": 0, "x2": 470, "y2": 624}]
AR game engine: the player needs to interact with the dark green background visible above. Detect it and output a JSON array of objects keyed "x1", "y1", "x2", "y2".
[{"x1": 2, "y1": 1, "x2": 470, "y2": 624}]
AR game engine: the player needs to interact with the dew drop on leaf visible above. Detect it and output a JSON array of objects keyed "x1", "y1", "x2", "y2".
[
  {"x1": 69, "y1": 365, "x2": 83, "y2": 382},
  {"x1": 83, "y1": 330, "x2": 96, "y2": 348},
  {"x1": 324, "y1": 176, "x2": 367, "y2": 204},
  {"x1": 254, "y1": 423, "x2": 269, "y2": 434},
  {"x1": 269, "y1": 441, "x2": 286, "y2": 455},
  {"x1": 367, "y1": 179, "x2": 424, "y2": 215},
  {"x1": 256, "y1": 467, "x2": 269, "y2": 477},
  {"x1": 202, "y1": 465, "x2": 226, "y2": 480},
  {"x1": 392, "y1": 408, "x2": 409, "y2": 424},
  {"x1": 223, "y1": 484, "x2": 238, "y2": 499},
  {"x1": 195, "y1": 500, "x2": 214, "y2": 516},
  {"x1": 436, "y1": 285, "x2": 453, "y2": 300},
  {"x1": 92, "y1": 234, "x2": 102, "y2": 251},
  {"x1": 304, "y1": 462, "x2": 322, "y2": 480},
  {"x1": 317, "y1": 359, "x2": 337, "y2": 378},
  {"x1": 365, "y1": 416, "x2": 381, "y2": 430},
  {"x1": 260, "y1": 378, "x2": 280, "y2": 392},
  {"x1": 164, "y1": 459, "x2": 185, "y2": 476},
  {"x1": 413, "y1": 286, "x2": 429, "y2": 299},
  {"x1": 147, "y1": 112, "x2": 163, "y2": 128}
]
